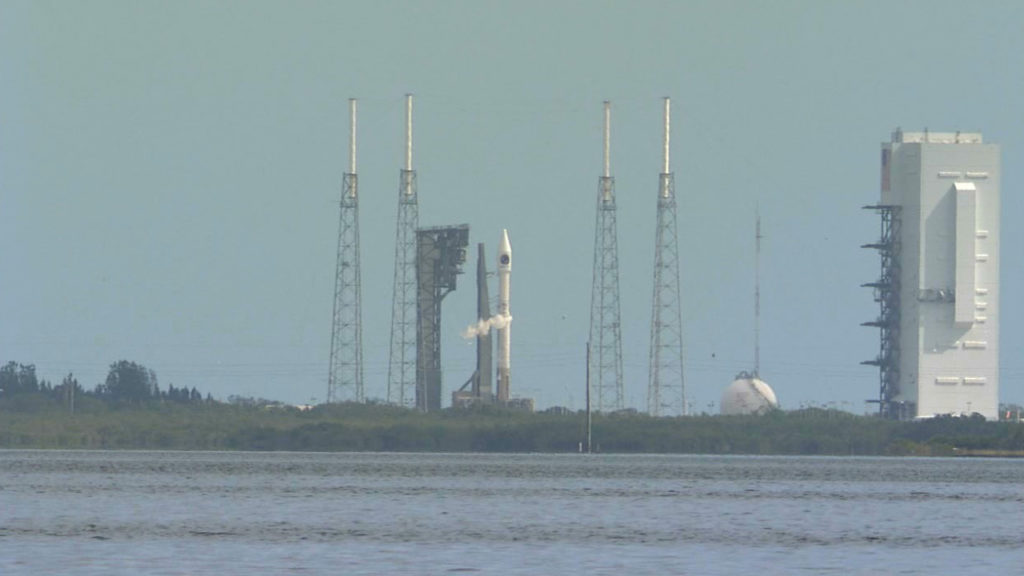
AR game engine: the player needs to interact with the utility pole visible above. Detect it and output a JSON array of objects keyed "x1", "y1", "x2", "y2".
[
  {"x1": 755, "y1": 207, "x2": 762, "y2": 377},
  {"x1": 586, "y1": 341, "x2": 593, "y2": 453}
]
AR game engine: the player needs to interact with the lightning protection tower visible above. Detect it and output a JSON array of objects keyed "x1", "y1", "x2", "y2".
[
  {"x1": 327, "y1": 98, "x2": 364, "y2": 404},
  {"x1": 589, "y1": 101, "x2": 624, "y2": 412},
  {"x1": 648, "y1": 97, "x2": 686, "y2": 417},
  {"x1": 387, "y1": 94, "x2": 419, "y2": 407}
]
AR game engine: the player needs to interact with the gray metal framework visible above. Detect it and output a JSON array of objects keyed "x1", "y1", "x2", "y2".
[
  {"x1": 861, "y1": 204, "x2": 905, "y2": 419},
  {"x1": 415, "y1": 225, "x2": 469, "y2": 411},
  {"x1": 648, "y1": 172, "x2": 686, "y2": 416},
  {"x1": 387, "y1": 169, "x2": 419, "y2": 407},
  {"x1": 589, "y1": 174, "x2": 624, "y2": 412},
  {"x1": 327, "y1": 171, "x2": 364, "y2": 403}
]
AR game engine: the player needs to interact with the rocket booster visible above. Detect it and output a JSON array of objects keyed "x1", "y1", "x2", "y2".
[{"x1": 496, "y1": 229, "x2": 511, "y2": 403}]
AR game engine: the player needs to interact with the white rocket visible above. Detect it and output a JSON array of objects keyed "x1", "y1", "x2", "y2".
[{"x1": 496, "y1": 229, "x2": 512, "y2": 403}]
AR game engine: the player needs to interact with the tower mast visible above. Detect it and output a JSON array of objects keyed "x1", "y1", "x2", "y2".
[
  {"x1": 589, "y1": 101, "x2": 625, "y2": 411},
  {"x1": 755, "y1": 208, "x2": 761, "y2": 377},
  {"x1": 648, "y1": 97, "x2": 686, "y2": 416},
  {"x1": 387, "y1": 94, "x2": 419, "y2": 407},
  {"x1": 327, "y1": 98, "x2": 364, "y2": 403}
]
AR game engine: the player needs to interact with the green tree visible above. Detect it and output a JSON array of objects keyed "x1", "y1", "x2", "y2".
[
  {"x1": 0, "y1": 361, "x2": 40, "y2": 395},
  {"x1": 98, "y1": 360, "x2": 159, "y2": 403}
]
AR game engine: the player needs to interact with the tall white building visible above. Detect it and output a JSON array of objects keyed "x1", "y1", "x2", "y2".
[{"x1": 867, "y1": 129, "x2": 1000, "y2": 420}]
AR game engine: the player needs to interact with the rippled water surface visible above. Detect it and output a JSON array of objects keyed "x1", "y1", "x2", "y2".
[{"x1": 1, "y1": 451, "x2": 1020, "y2": 574}]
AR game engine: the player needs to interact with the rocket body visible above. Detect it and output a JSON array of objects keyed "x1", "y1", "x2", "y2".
[{"x1": 496, "y1": 229, "x2": 512, "y2": 403}]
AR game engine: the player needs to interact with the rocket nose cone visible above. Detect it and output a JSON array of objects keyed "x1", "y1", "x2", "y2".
[
  {"x1": 498, "y1": 229, "x2": 511, "y2": 268},
  {"x1": 500, "y1": 229, "x2": 511, "y2": 254}
]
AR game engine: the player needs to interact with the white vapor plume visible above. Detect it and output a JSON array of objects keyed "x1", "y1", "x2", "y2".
[{"x1": 461, "y1": 314, "x2": 512, "y2": 339}]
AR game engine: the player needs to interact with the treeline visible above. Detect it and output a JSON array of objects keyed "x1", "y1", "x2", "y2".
[
  {"x1": 0, "y1": 360, "x2": 208, "y2": 411},
  {"x1": 1, "y1": 395, "x2": 1022, "y2": 455}
]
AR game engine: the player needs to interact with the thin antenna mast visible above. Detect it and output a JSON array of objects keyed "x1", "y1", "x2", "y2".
[
  {"x1": 405, "y1": 94, "x2": 413, "y2": 173},
  {"x1": 662, "y1": 97, "x2": 670, "y2": 179},
  {"x1": 350, "y1": 98, "x2": 357, "y2": 175},
  {"x1": 755, "y1": 208, "x2": 761, "y2": 376},
  {"x1": 603, "y1": 101, "x2": 611, "y2": 180}
]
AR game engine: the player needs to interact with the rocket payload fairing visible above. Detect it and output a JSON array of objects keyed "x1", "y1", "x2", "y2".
[{"x1": 496, "y1": 229, "x2": 512, "y2": 403}]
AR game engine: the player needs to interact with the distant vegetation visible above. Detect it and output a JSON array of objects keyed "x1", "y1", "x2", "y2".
[
  {"x1": 0, "y1": 360, "x2": 209, "y2": 411},
  {"x1": 2, "y1": 359, "x2": 1022, "y2": 455}
]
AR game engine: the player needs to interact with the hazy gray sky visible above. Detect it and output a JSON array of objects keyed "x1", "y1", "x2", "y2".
[{"x1": 2, "y1": 0, "x2": 1022, "y2": 411}]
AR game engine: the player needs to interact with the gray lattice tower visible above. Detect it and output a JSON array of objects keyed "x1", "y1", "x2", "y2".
[
  {"x1": 327, "y1": 98, "x2": 364, "y2": 403},
  {"x1": 648, "y1": 97, "x2": 686, "y2": 417},
  {"x1": 387, "y1": 94, "x2": 419, "y2": 407},
  {"x1": 589, "y1": 101, "x2": 624, "y2": 412},
  {"x1": 415, "y1": 225, "x2": 469, "y2": 411},
  {"x1": 861, "y1": 204, "x2": 902, "y2": 419}
]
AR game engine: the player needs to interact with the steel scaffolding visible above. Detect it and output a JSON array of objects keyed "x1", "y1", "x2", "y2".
[
  {"x1": 327, "y1": 99, "x2": 363, "y2": 404},
  {"x1": 862, "y1": 204, "x2": 905, "y2": 419},
  {"x1": 387, "y1": 95, "x2": 419, "y2": 407},
  {"x1": 589, "y1": 101, "x2": 624, "y2": 412},
  {"x1": 415, "y1": 225, "x2": 469, "y2": 411},
  {"x1": 648, "y1": 98, "x2": 685, "y2": 417}
]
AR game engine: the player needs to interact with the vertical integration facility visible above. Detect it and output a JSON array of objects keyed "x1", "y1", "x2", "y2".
[{"x1": 864, "y1": 129, "x2": 999, "y2": 420}]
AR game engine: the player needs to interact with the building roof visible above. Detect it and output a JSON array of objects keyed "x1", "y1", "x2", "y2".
[{"x1": 890, "y1": 129, "x2": 983, "y2": 144}]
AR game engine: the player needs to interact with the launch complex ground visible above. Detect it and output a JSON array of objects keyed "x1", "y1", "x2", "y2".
[
  {"x1": 2, "y1": 397, "x2": 1022, "y2": 454},
  {"x1": 327, "y1": 96, "x2": 692, "y2": 417},
  {"x1": 327, "y1": 97, "x2": 1008, "y2": 422}
]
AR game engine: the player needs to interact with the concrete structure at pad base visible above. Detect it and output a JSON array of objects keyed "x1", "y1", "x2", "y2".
[
  {"x1": 720, "y1": 372, "x2": 779, "y2": 415},
  {"x1": 505, "y1": 397, "x2": 534, "y2": 412},
  {"x1": 864, "y1": 130, "x2": 999, "y2": 420},
  {"x1": 415, "y1": 225, "x2": 469, "y2": 412}
]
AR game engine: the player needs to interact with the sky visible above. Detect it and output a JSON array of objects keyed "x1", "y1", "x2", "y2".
[{"x1": 2, "y1": 0, "x2": 1022, "y2": 413}]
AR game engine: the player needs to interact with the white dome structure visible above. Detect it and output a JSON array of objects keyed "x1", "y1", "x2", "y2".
[{"x1": 721, "y1": 372, "x2": 779, "y2": 415}]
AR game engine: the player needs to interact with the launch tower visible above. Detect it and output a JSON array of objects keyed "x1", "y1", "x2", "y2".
[{"x1": 415, "y1": 225, "x2": 469, "y2": 411}]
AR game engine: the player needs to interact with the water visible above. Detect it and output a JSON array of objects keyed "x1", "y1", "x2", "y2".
[{"x1": 0, "y1": 451, "x2": 1020, "y2": 575}]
